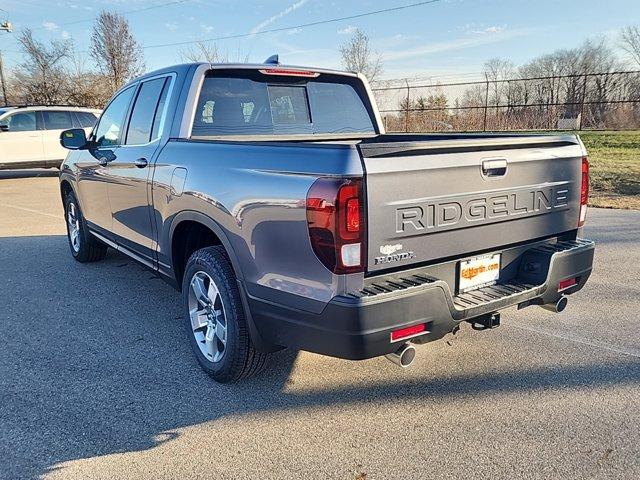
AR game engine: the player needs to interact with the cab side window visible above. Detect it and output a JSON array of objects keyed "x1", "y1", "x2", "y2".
[
  {"x1": 2, "y1": 111, "x2": 37, "y2": 132},
  {"x1": 93, "y1": 87, "x2": 135, "y2": 147},
  {"x1": 42, "y1": 110, "x2": 74, "y2": 130}
]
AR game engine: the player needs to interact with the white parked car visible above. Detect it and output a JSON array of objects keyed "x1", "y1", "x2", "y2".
[{"x1": 0, "y1": 106, "x2": 101, "y2": 169}]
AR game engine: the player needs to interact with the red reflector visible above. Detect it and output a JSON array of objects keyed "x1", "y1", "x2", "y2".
[
  {"x1": 259, "y1": 68, "x2": 320, "y2": 77},
  {"x1": 558, "y1": 277, "x2": 577, "y2": 291},
  {"x1": 391, "y1": 323, "x2": 427, "y2": 342}
]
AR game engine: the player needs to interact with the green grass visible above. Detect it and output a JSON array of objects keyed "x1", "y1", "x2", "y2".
[{"x1": 579, "y1": 130, "x2": 640, "y2": 209}]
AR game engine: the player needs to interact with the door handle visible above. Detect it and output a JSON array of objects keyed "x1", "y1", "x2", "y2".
[
  {"x1": 95, "y1": 149, "x2": 117, "y2": 166},
  {"x1": 481, "y1": 159, "x2": 507, "y2": 177},
  {"x1": 134, "y1": 157, "x2": 148, "y2": 168}
]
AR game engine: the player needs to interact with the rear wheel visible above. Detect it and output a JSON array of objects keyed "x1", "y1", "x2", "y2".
[
  {"x1": 182, "y1": 246, "x2": 268, "y2": 383},
  {"x1": 64, "y1": 191, "x2": 107, "y2": 262}
]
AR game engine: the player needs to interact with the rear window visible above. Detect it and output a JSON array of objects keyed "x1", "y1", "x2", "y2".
[
  {"x1": 191, "y1": 70, "x2": 376, "y2": 137},
  {"x1": 76, "y1": 112, "x2": 98, "y2": 128}
]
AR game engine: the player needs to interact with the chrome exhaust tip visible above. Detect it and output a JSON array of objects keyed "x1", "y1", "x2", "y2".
[
  {"x1": 540, "y1": 295, "x2": 568, "y2": 313},
  {"x1": 385, "y1": 343, "x2": 416, "y2": 368}
]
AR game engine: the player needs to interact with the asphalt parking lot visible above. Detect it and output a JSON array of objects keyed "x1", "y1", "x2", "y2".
[{"x1": 1, "y1": 169, "x2": 639, "y2": 480}]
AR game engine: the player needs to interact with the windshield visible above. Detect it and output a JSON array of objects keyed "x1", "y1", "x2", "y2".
[{"x1": 191, "y1": 70, "x2": 376, "y2": 137}]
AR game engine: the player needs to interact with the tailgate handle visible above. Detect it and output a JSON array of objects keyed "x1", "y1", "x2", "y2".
[{"x1": 482, "y1": 159, "x2": 507, "y2": 177}]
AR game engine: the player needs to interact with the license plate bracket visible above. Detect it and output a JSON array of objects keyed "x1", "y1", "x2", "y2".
[{"x1": 458, "y1": 253, "x2": 501, "y2": 293}]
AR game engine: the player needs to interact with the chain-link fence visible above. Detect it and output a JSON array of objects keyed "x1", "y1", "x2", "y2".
[{"x1": 371, "y1": 71, "x2": 640, "y2": 132}]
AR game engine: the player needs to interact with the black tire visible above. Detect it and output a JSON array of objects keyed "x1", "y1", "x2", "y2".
[
  {"x1": 64, "y1": 191, "x2": 107, "y2": 262},
  {"x1": 182, "y1": 246, "x2": 268, "y2": 383}
]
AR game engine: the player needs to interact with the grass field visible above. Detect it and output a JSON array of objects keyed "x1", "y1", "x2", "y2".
[{"x1": 580, "y1": 130, "x2": 640, "y2": 209}]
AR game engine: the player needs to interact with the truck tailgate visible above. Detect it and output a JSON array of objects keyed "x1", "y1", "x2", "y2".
[{"x1": 358, "y1": 134, "x2": 584, "y2": 273}]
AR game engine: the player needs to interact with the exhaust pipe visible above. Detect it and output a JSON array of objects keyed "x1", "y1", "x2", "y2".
[
  {"x1": 385, "y1": 343, "x2": 416, "y2": 368},
  {"x1": 540, "y1": 295, "x2": 568, "y2": 313}
]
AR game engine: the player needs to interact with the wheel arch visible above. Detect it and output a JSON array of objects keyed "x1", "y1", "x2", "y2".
[
  {"x1": 59, "y1": 177, "x2": 75, "y2": 203},
  {"x1": 168, "y1": 211, "x2": 277, "y2": 353},
  {"x1": 169, "y1": 210, "x2": 245, "y2": 288}
]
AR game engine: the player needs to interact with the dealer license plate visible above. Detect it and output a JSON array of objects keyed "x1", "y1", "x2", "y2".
[{"x1": 458, "y1": 253, "x2": 501, "y2": 293}]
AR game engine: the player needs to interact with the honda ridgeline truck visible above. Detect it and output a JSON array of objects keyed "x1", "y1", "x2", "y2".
[{"x1": 59, "y1": 60, "x2": 595, "y2": 382}]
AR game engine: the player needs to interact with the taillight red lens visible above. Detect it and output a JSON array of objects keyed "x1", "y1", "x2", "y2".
[
  {"x1": 579, "y1": 156, "x2": 589, "y2": 227},
  {"x1": 306, "y1": 177, "x2": 365, "y2": 274},
  {"x1": 346, "y1": 198, "x2": 360, "y2": 233}
]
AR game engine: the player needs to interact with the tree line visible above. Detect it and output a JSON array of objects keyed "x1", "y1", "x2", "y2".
[
  {"x1": 3, "y1": 14, "x2": 640, "y2": 121},
  {"x1": 357, "y1": 25, "x2": 640, "y2": 131},
  {"x1": 4, "y1": 11, "x2": 144, "y2": 107}
]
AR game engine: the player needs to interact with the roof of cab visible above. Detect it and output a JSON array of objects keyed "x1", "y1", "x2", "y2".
[{"x1": 125, "y1": 61, "x2": 359, "y2": 87}]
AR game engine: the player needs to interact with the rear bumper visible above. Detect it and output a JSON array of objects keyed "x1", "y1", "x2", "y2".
[{"x1": 248, "y1": 239, "x2": 595, "y2": 360}]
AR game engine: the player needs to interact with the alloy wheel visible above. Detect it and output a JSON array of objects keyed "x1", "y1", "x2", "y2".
[
  {"x1": 67, "y1": 202, "x2": 81, "y2": 252},
  {"x1": 188, "y1": 271, "x2": 228, "y2": 363}
]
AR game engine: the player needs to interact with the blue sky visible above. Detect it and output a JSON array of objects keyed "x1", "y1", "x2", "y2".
[{"x1": 1, "y1": 0, "x2": 639, "y2": 80}]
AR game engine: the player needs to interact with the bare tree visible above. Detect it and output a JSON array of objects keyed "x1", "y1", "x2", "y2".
[
  {"x1": 339, "y1": 29, "x2": 383, "y2": 84},
  {"x1": 179, "y1": 41, "x2": 226, "y2": 63},
  {"x1": 67, "y1": 47, "x2": 112, "y2": 108},
  {"x1": 13, "y1": 28, "x2": 70, "y2": 105},
  {"x1": 90, "y1": 10, "x2": 144, "y2": 92},
  {"x1": 483, "y1": 57, "x2": 515, "y2": 107},
  {"x1": 620, "y1": 25, "x2": 640, "y2": 67}
]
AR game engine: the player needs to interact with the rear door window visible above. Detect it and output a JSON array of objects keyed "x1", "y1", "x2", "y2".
[
  {"x1": 150, "y1": 78, "x2": 171, "y2": 140},
  {"x1": 192, "y1": 70, "x2": 375, "y2": 137},
  {"x1": 42, "y1": 110, "x2": 74, "y2": 130},
  {"x1": 126, "y1": 77, "x2": 168, "y2": 145}
]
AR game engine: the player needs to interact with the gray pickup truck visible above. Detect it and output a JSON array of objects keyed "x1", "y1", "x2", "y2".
[{"x1": 59, "y1": 59, "x2": 595, "y2": 382}]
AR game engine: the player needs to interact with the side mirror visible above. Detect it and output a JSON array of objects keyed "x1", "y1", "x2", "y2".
[
  {"x1": 0, "y1": 124, "x2": 8, "y2": 132},
  {"x1": 60, "y1": 128, "x2": 88, "y2": 150}
]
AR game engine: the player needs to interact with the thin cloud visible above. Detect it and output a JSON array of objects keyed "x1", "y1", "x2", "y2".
[
  {"x1": 470, "y1": 25, "x2": 505, "y2": 35},
  {"x1": 338, "y1": 25, "x2": 358, "y2": 35},
  {"x1": 42, "y1": 21, "x2": 59, "y2": 31},
  {"x1": 165, "y1": 22, "x2": 178, "y2": 31},
  {"x1": 384, "y1": 27, "x2": 534, "y2": 61},
  {"x1": 250, "y1": 0, "x2": 309, "y2": 35},
  {"x1": 61, "y1": 30, "x2": 70, "y2": 39}
]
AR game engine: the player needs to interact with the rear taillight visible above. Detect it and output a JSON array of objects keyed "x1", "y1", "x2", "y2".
[
  {"x1": 579, "y1": 156, "x2": 589, "y2": 227},
  {"x1": 306, "y1": 177, "x2": 366, "y2": 274}
]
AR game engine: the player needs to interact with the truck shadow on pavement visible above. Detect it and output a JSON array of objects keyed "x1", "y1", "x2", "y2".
[
  {"x1": 0, "y1": 168, "x2": 60, "y2": 180},
  {"x1": 1, "y1": 235, "x2": 639, "y2": 479}
]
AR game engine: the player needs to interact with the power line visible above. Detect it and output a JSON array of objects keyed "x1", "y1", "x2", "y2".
[
  {"x1": 3, "y1": 0, "x2": 443, "y2": 56},
  {"x1": 141, "y1": 0, "x2": 443, "y2": 50},
  {"x1": 32, "y1": 0, "x2": 195, "y2": 30}
]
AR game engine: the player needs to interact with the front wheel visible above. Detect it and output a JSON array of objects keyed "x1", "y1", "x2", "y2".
[
  {"x1": 64, "y1": 191, "x2": 107, "y2": 262},
  {"x1": 182, "y1": 246, "x2": 268, "y2": 383}
]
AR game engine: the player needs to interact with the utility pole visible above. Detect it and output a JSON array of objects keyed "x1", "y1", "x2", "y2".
[
  {"x1": 0, "y1": 52, "x2": 7, "y2": 106},
  {"x1": 1, "y1": 17, "x2": 13, "y2": 107}
]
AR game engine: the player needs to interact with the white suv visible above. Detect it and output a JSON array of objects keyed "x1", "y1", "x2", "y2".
[{"x1": 0, "y1": 106, "x2": 101, "y2": 169}]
